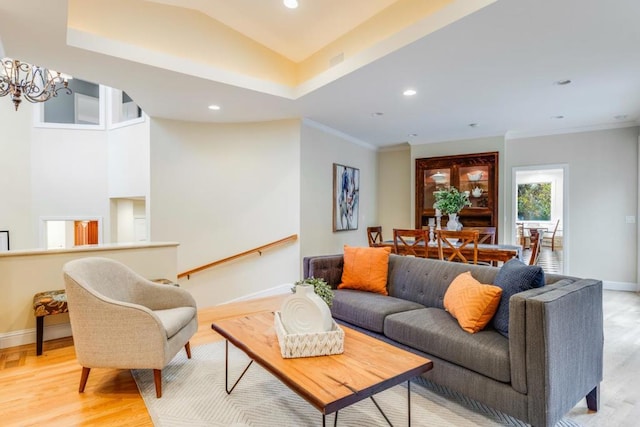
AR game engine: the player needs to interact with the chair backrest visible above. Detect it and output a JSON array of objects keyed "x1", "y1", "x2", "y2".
[
  {"x1": 529, "y1": 229, "x2": 542, "y2": 265},
  {"x1": 393, "y1": 229, "x2": 429, "y2": 257},
  {"x1": 436, "y1": 229, "x2": 479, "y2": 264},
  {"x1": 464, "y1": 226, "x2": 496, "y2": 244},
  {"x1": 550, "y1": 219, "x2": 560, "y2": 236},
  {"x1": 367, "y1": 226, "x2": 383, "y2": 247},
  {"x1": 63, "y1": 257, "x2": 147, "y2": 304}
]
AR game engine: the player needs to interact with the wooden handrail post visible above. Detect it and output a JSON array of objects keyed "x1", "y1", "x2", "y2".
[{"x1": 177, "y1": 234, "x2": 298, "y2": 280}]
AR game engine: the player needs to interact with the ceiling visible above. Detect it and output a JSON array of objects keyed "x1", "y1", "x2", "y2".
[{"x1": 1, "y1": 0, "x2": 639, "y2": 149}]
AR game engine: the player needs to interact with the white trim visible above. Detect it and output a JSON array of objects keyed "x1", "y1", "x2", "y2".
[
  {"x1": 511, "y1": 164, "x2": 569, "y2": 273},
  {"x1": 220, "y1": 283, "x2": 291, "y2": 305},
  {"x1": 0, "y1": 322, "x2": 72, "y2": 350},
  {"x1": 603, "y1": 281, "x2": 638, "y2": 292},
  {"x1": 302, "y1": 118, "x2": 376, "y2": 151},
  {"x1": 505, "y1": 121, "x2": 639, "y2": 140}
]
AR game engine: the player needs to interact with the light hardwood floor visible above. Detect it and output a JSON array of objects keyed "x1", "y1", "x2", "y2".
[{"x1": 1, "y1": 291, "x2": 638, "y2": 426}]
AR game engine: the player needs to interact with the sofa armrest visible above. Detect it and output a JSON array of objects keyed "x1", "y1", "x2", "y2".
[
  {"x1": 303, "y1": 255, "x2": 344, "y2": 288},
  {"x1": 510, "y1": 278, "x2": 603, "y2": 427}
]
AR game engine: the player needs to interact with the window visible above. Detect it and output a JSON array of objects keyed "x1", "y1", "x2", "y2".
[
  {"x1": 517, "y1": 182, "x2": 551, "y2": 221},
  {"x1": 42, "y1": 78, "x2": 102, "y2": 125}
]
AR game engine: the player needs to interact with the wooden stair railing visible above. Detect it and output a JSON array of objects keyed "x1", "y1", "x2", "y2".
[{"x1": 177, "y1": 234, "x2": 298, "y2": 279}]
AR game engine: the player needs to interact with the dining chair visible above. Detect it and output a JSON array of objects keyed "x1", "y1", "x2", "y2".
[
  {"x1": 436, "y1": 229, "x2": 479, "y2": 264},
  {"x1": 367, "y1": 226, "x2": 384, "y2": 247},
  {"x1": 528, "y1": 229, "x2": 542, "y2": 265},
  {"x1": 542, "y1": 219, "x2": 560, "y2": 251},
  {"x1": 464, "y1": 226, "x2": 496, "y2": 244},
  {"x1": 393, "y1": 229, "x2": 429, "y2": 258}
]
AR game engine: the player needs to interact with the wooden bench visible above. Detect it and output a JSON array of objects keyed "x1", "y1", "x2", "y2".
[
  {"x1": 33, "y1": 290, "x2": 69, "y2": 356},
  {"x1": 32, "y1": 279, "x2": 178, "y2": 355}
]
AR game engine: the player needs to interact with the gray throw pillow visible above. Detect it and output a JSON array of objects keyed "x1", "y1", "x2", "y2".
[{"x1": 492, "y1": 259, "x2": 545, "y2": 337}]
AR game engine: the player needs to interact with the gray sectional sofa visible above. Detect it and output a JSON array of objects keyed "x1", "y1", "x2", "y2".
[{"x1": 303, "y1": 253, "x2": 603, "y2": 427}]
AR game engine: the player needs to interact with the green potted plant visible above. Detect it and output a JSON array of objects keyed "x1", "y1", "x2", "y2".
[
  {"x1": 292, "y1": 277, "x2": 334, "y2": 307},
  {"x1": 434, "y1": 186, "x2": 471, "y2": 230}
]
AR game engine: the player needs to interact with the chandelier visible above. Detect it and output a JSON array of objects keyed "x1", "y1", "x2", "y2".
[{"x1": 0, "y1": 58, "x2": 72, "y2": 111}]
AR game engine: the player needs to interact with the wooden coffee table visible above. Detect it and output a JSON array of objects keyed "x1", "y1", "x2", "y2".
[{"x1": 212, "y1": 311, "x2": 433, "y2": 426}]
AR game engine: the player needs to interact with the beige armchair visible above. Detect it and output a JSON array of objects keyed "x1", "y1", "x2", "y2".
[{"x1": 63, "y1": 257, "x2": 197, "y2": 398}]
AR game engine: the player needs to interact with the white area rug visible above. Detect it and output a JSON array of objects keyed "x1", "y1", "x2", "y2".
[{"x1": 133, "y1": 342, "x2": 582, "y2": 426}]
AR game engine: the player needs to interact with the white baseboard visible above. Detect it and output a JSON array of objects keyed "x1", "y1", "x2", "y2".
[
  {"x1": 223, "y1": 283, "x2": 291, "y2": 304},
  {"x1": 603, "y1": 280, "x2": 638, "y2": 292},
  {"x1": 0, "y1": 322, "x2": 72, "y2": 350}
]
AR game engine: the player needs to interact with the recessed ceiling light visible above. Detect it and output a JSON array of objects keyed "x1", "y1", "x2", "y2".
[
  {"x1": 371, "y1": 112, "x2": 384, "y2": 117},
  {"x1": 408, "y1": 133, "x2": 418, "y2": 137},
  {"x1": 468, "y1": 123, "x2": 479, "y2": 128},
  {"x1": 552, "y1": 115, "x2": 565, "y2": 119},
  {"x1": 614, "y1": 114, "x2": 628, "y2": 120},
  {"x1": 208, "y1": 105, "x2": 221, "y2": 111},
  {"x1": 403, "y1": 89, "x2": 417, "y2": 96},
  {"x1": 555, "y1": 79, "x2": 572, "y2": 86},
  {"x1": 283, "y1": 0, "x2": 298, "y2": 9}
]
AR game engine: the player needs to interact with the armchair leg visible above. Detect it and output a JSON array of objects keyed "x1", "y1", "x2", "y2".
[
  {"x1": 79, "y1": 367, "x2": 91, "y2": 393},
  {"x1": 154, "y1": 369, "x2": 162, "y2": 398},
  {"x1": 185, "y1": 342, "x2": 192, "y2": 359},
  {"x1": 586, "y1": 385, "x2": 600, "y2": 412}
]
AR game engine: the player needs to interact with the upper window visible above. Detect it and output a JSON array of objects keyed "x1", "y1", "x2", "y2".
[
  {"x1": 42, "y1": 78, "x2": 101, "y2": 125},
  {"x1": 36, "y1": 79, "x2": 144, "y2": 129}
]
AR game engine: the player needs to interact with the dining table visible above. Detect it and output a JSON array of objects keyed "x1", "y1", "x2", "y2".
[{"x1": 380, "y1": 239, "x2": 522, "y2": 264}]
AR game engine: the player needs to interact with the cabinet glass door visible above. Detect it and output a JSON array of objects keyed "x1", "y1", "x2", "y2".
[
  {"x1": 423, "y1": 168, "x2": 450, "y2": 209},
  {"x1": 459, "y1": 165, "x2": 490, "y2": 208}
]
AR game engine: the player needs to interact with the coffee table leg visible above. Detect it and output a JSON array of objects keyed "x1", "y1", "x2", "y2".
[
  {"x1": 369, "y1": 380, "x2": 412, "y2": 427},
  {"x1": 407, "y1": 380, "x2": 411, "y2": 426},
  {"x1": 322, "y1": 412, "x2": 338, "y2": 427},
  {"x1": 224, "y1": 340, "x2": 253, "y2": 394}
]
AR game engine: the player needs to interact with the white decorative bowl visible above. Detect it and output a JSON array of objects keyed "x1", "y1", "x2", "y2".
[
  {"x1": 431, "y1": 172, "x2": 446, "y2": 183},
  {"x1": 467, "y1": 171, "x2": 483, "y2": 181}
]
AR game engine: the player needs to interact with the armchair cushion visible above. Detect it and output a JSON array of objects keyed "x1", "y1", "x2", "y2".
[{"x1": 155, "y1": 307, "x2": 198, "y2": 338}]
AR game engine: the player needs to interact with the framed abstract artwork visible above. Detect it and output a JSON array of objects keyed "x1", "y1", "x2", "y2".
[
  {"x1": 0, "y1": 230, "x2": 9, "y2": 252},
  {"x1": 333, "y1": 163, "x2": 359, "y2": 231}
]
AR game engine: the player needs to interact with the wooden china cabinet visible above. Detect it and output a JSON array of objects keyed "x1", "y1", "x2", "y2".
[{"x1": 415, "y1": 151, "x2": 499, "y2": 237}]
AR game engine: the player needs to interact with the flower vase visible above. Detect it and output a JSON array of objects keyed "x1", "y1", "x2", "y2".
[{"x1": 447, "y1": 213, "x2": 462, "y2": 231}]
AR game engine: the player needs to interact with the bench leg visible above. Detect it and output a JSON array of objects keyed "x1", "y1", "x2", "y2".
[{"x1": 36, "y1": 316, "x2": 44, "y2": 356}]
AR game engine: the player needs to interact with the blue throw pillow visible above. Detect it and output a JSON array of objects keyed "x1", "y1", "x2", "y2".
[{"x1": 492, "y1": 259, "x2": 545, "y2": 337}]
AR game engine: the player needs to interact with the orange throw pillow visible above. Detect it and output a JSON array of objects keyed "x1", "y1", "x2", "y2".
[
  {"x1": 338, "y1": 245, "x2": 392, "y2": 295},
  {"x1": 443, "y1": 271, "x2": 502, "y2": 333}
]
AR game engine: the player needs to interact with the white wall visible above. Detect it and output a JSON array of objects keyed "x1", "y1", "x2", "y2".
[
  {"x1": 150, "y1": 118, "x2": 301, "y2": 307},
  {"x1": 108, "y1": 116, "x2": 150, "y2": 198},
  {"x1": 506, "y1": 127, "x2": 638, "y2": 284},
  {"x1": 300, "y1": 121, "x2": 378, "y2": 258},
  {"x1": 0, "y1": 101, "x2": 34, "y2": 249},
  {"x1": 378, "y1": 146, "x2": 412, "y2": 237},
  {"x1": 0, "y1": 100, "x2": 149, "y2": 250},
  {"x1": 30, "y1": 126, "x2": 110, "y2": 246}
]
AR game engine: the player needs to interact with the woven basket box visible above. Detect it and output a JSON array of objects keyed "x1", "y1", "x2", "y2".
[{"x1": 274, "y1": 311, "x2": 344, "y2": 358}]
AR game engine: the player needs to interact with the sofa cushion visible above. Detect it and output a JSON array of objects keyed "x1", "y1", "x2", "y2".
[
  {"x1": 338, "y1": 245, "x2": 392, "y2": 295},
  {"x1": 444, "y1": 272, "x2": 502, "y2": 333},
  {"x1": 384, "y1": 307, "x2": 511, "y2": 383},
  {"x1": 331, "y1": 289, "x2": 424, "y2": 333},
  {"x1": 492, "y1": 259, "x2": 545, "y2": 337},
  {"x1": 387, "y1": 255, "x2": 499, "y2": 309}
]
